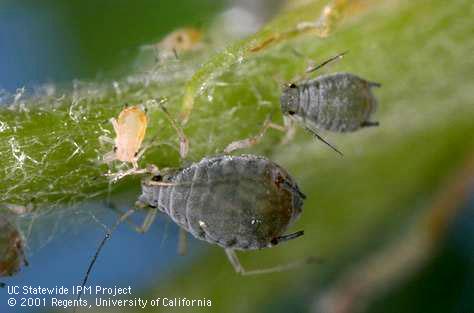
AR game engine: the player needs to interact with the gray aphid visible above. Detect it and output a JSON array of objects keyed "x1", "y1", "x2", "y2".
[
  {"x1": 281, "y1": 72, "x2": 381, "y2": 133},
  {"x1": 138, "y1": 154, "x2": 305, "y2": 251}
]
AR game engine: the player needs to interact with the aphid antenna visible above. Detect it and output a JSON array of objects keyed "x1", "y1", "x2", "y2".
[
  {"x1": 290, "y1": 47, "x2": 306, "y2": 58},
  {"x1": 74, "y1": 209, "x2": 136, "y2": 310},
  {"x1": 305, "y1": 51, "x2": 349, "y2": 74},
  {"x1": 303, "y1": 125, "x2": 344, "y2": 156},
  {"x1": 172, "y1": 48, "x2": 179, "y2": 60}
]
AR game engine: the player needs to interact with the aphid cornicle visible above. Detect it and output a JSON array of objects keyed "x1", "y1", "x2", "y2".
[{"x1": 137, "y1": 154, "x2": 308, "y2": 274}]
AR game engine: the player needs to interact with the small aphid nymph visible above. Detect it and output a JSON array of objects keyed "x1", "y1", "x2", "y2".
[
  {"x1": 281, "y1": 72, "x2": 381, "y2": 133},
  {"x1": 103, "y1": 105, "x2": 148, "y2": 169},
  {"x1": 223, "y1": 53, "x2": 381, "y2": 156},
  {"x1": 101, "y1": 99, "x2": 188, "y2": 182},
  {"x1": 279, "y1": 52, "x2": 381, "y2": 154},
  {"x1": 155, "y1": 27, "x2": 203, "y2": 59}
]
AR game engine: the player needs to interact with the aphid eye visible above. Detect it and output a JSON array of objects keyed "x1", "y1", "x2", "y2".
[
  {"x1": 134, "y1": 152, "x2": 139, "y2": 157},
  {"x1": 176, "y1": 34, "x2": 184, "y2": 43},
  {"x1": 288, "y1": 83, "x2": 297, "y2": 89},
  {"x1": 113, "y1": 146, "x2": 117, "y2": 152},
  {"x1": 152, "y1": 175, "x2": 163, "y2": 182},
  {"x1": 288, "y1": 111, "x2": 296, "y2": 115}
]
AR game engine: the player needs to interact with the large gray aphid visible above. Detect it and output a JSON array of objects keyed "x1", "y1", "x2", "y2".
[{"x1": 138, "y1": 154, "x2": 305, "y2": 251}]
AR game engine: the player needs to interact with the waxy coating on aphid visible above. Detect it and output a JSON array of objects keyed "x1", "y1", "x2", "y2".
[
  {"x1": 138, "y1": 154, "x2": 306, "y2": 250},
  {"x1": 281, "y1": 72, "x2": 381, "y2": 133},
  {"x1": 104, "y1": 105, "x2": 148, "y2": 168}
]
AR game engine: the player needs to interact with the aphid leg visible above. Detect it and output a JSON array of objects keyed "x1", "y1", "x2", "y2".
[
  {"x1": 132, "y1": 144, "x2": 151, "y2": 168},
  {"x1": 152, "y1": 44, "x2": 161, "y2": 64},
  {"x1": 105, "y1": 166, "x2": 150, "y2": 183},
  {"x1": 109, "y1": 117, "x2": 120, "y2": 135},
  {"x1": 155, "y1": 99, "x2": 189, "y2": 159},
  {"x1": 172, "y1": 48, "x2": 179, "y2": 60},
  {"x1": 280, "y1": 115, "x2": 297, "y2": 145},
  {"x1": 225, "y1": 249, "x2": 245, "y2": 273},
  {"x1": 98, "y1": 135, "x2": 115, "y2": 145},
  {"x1": 361, "y1": 121, "x2": 380, "y2": 128},
  {"x1": 145, "y1": 180, "x2": 177, "y2": 187},
  {"x1": 102, "y1": 151, "x2": 117, "y2": 164},
  {"x1": 177, "y1": 228, "x2": 188, "y2": 255},
  {"x1": 224, "y1": 115, "x2": 299, "y2": 153},
  {"x1": 100, "y1": 135, "x2": 117, "y2": 164},
  {"x1": 133, "y1": 207, "x2": 158, "y2": 234},
  {"x1": 224, "y1": 249, "x2": 318, "y2": 276},
  {"x1": 303, "y1": 125, "x2": 343, "y2": 156},
  {"x1": 224, "y1": 116, "x2": 279, "y2": 153},
  {"x1": 160, "y1": 220, "x2": 170, "y2": 249}
]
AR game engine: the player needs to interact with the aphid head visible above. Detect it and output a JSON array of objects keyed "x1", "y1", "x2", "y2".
[
  {"x1": 280, "y1": 83, "x2": 299, "y2": 117},
  {"x1": 115, "y1": 145, "x2": 139, "y2": 164},
  {"x1": 137, "y1": 168, "x2": 177, "y2": 212}
]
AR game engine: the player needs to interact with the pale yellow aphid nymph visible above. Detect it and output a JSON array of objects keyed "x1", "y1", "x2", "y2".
[
  {"x1": 103, "y1": 105, "x2": 148, "y2": 169},
  {"x1": 158, "y1": 27, "x2": 203, "y2": 54}
]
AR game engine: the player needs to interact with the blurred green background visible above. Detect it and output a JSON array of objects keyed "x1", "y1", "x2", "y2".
[{"x1": 0, "y1": 1, "x2": 473, "y2": 313}]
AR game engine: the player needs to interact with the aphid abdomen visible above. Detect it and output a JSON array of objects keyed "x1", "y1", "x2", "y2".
[
  {"x1": 301, "y1": 73, "x2": 378, "y2": 132},
  {"x1": 112, "y1": 106, "x2": 148, "y2": 164},
  {"x1": 193, "y1": 155, "x2": 304, "y2": 250}
]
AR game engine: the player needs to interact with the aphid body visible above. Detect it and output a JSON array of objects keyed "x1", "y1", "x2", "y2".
[
  {"x1": 138, "y1": 154, "x2": 305, "y2": 250},
  {"x1": 104, "y1": 105, "x2": 148, "y2": 168},
  {"x1": 157, "y1": 28, "x2": 203, "y2": 57},
  {"x1": 281, "y1": 72, "x2": 380, "y2": 133},
  {"x1": 0, "y1": 216, "x2": 27, "y2": 278}
]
